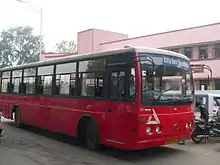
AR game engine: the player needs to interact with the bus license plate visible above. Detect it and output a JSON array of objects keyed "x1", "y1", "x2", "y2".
[{"x1": 165, "y1": 138, "x2": 180, "y2": 144}]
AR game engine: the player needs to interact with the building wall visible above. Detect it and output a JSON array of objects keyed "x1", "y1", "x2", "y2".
[
  {"x1": 98, "y1": 23, "x2": 220, "y2": 51},
  {"x1": 44, "y1": 23, "x2": 220, "y2": 89},
  {"x1": 76, "y1": 23, "x2": 220, "y2": 85},
  {"x1": 77, "y1": 29, "x2": 94, "y2": 54},
  {"x1": 77, "y1": 29, "x2": 128, "y2": 54}
]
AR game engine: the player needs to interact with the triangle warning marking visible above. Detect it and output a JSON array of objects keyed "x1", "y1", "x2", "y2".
[{"x1": 146, "y1": 109, "x2": 160, "y2": 125}]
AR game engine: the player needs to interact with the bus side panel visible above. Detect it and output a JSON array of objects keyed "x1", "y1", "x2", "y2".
[
  {"x1": 45, "y1": 97, "x2": 138, "y2": 146},
  {"x1": 0, "y1": 94, "x2": 48, "y2": 128},
  {"x1": 0, "y1": 95, "x2": 10, "y2": 119},
  {"x1": 46, "y1": 98, "x2": 106, "y2": 136},
  {"x1": 103, "y1": 101, "x2": 138, "y2": 148},
  {"x1": 0, "y1": 93, "x2": 139, "y2": 148},
  {"x1": 19, "y1": 96, "x2": 49, "y2": 128}
]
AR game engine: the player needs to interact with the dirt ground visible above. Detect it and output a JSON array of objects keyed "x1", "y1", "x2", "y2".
[{"x1": 0, "y1": 118, "x2": 220, "y2": 165}]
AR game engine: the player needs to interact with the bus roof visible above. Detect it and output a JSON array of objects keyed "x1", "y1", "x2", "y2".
[{"x1": 0, "y1": 46, "x2": 189, "y2": 72}]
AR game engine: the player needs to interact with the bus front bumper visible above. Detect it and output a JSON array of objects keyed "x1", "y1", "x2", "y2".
[{"x1": 116, "y1": 133, "x2": 192, "y2": 150}]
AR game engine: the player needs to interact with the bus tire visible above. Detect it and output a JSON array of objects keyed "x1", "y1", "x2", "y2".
[
  {"x1": 14, "y1": 108, "x2": 22, "y2": 127},
  {"x1": 85, "y1": 118, "x2": 100, "y2": 150}
]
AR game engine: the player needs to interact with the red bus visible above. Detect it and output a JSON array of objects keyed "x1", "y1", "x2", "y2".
[{"x1": 0, "y1": 46, "x2": 195, "y2": 150}]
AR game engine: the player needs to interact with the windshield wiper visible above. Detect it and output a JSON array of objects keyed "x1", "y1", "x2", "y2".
[
  {"x1": 172, "y1": 97, "x2": 192, "y2": 102},
  {"x1": 155, "y1": 87, "x2": 178, "y2": 100}
]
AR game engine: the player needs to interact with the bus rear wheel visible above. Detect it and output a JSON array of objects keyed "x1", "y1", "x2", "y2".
[
  {"x1": 14, "y1": 108, "x2": 21, "y2": 127},
  {"x1": 85, "y1": 119, "x2": 100, "y2": 150}
]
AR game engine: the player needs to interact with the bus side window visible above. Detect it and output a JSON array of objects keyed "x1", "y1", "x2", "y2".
[
  {"x1": 1, "y1": 71, "x2": 11, "y2": 93},
  {"x1": 55, "y1": 62, "x2": 77, "y2": 96},
  {"x1": 23, "y1": 68, "x2": 36, "y2": 94},
  {"x1": 37, "y1": 65, "x2": 54, "y2": 95},
  {"x1": 129, "y1": 68, "x2": 136, "y2": 99},
  {"x1": 95, "y1": 77, "x2": 104, "y2": 97},
  {"x1": 109, "y1": 71, "x2": 125, "y2": 100}
]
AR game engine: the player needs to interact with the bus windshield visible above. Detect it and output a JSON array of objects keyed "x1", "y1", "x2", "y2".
[{"x1": 139, "y1": 53, "x2": 193, "y2": 105}]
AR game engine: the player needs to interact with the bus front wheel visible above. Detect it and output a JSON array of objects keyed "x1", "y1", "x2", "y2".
[{"x1": 85, "y1": 119, "x2": 100, "y2": 150}]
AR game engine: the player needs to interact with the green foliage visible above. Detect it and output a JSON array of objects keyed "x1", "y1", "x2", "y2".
[
  {"x1": 0, "y1": 26, "x2": 44, "y2": 68},
  {"x1": 55, "y1": 40, "x2": 76, "y2": 53}
]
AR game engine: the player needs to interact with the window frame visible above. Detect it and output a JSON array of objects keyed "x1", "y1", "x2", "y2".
[{"x1": 0, "y1": 51, "x2": 136, "y2": 102}]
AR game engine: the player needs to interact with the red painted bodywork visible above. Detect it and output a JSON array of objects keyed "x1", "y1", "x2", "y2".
[
  {"x1": 0, "y1": 94, "x2": 194, "y2": 149},
  {"x1": 0, "y1": 52, "x2": 195, "y2": 150}
]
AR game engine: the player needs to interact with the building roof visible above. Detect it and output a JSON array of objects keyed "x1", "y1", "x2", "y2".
[
  {"x1": 99, "y1": 22, "x2": 220, "y2": 50},
  {"x1": 101, "y1": 22, "x2": 220, "y2": 45}
]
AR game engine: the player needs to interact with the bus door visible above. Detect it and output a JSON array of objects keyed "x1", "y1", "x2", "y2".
[{"x1": 105, "y1": 65, "x2": 129, "y2": 145}]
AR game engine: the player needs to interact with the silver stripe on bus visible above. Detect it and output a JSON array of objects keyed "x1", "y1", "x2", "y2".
[{"x1": 106, "y1": 139, "x2": 124, "y2": 144}]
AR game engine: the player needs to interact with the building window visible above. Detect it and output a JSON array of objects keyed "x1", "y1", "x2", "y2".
[
  {"x1": 184, "y1": 47, "x2": 192, "y2": 59},
  {"x1": 199, "y1": 80, "x2": 209, "y2": 90},
  {"x1": 215, "y1": 79, "x2": 220, "y2": 90},
  {"x1": 24, "y1": 68, "x2": 36, "y2": 94},
  {"x1": 199, "y1": 45, "x2": 208, "y2": 59},
  {"x1": 213, "y1": 43, "x2": 220, "y2": 58},
  {"x1": 11, "y1": 70, "x2": 22, "y2": 93}
]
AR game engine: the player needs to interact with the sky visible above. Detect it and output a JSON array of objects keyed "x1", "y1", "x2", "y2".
[{"x1": 0, "y1": 0, "x2": 220, "y2": 52}]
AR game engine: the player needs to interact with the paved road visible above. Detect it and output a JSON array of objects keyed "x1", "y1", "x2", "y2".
[{"x1": 0, "y1": 118, "x2": 220, "y2": 165}]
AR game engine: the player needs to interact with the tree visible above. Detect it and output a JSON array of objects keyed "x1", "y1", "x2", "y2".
[
  {"x1": 55, "y1": 40, "x2": 76, "y2": 53},
  {"x1": 0, "y1": 26, "x2": 44, "y2": 68}
]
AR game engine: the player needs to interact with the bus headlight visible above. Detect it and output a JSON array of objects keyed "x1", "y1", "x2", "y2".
[
  {"x1": 146, "y1": 127, "x2": 151, "y2": 133},
  {"x1": 189, "y1": 122, "x2": 192, "y2": 127},
  {"x1": 185, "y1": 123, "x2": 189, "y2": 128},
  {"x1": 155, "y1": 126, "x2": 160, "y2": 133}
]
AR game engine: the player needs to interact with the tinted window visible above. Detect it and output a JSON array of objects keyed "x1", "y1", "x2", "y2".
[
  {"x1": 38, "y1": 65, "x2": 54, "y2": 75},
  {"x1": 2, "y1": 71, "x2": 10, "y2": 78},
  {"x1": 79, "y1": 72, "x2": 104, "y2": 97},
  {"x1": 56, "y1": 62, "x2": 76, "y2": 74},
  {"x1": 129, "y1": 68, "x2": 136, "y2": 98},
  {"x1": 24, "y1": 68, "x2": 36, "y2": 76},
  {"x1": 24, "y1": 68, "x2": 36, "y2": 94},
  {"x1": 79, "y1": 59, "x2": 105, "y2": 72},
  {"x1": 109, "y1": 71, "x2": 125, "y2": 99},
  {"x1": 55, "y1": 62, "x2": 76, "y2": 95},
  {"x1": 12, "y1": 70, "x2": 22, "y2": 93},
  {"x1": 1, "y1": 71, "x2": 11, "y2": 92},
  {"x1": 37, "y1": 65, "x2": 54, "y2": 95},
  {"x1": 107, "y1": 52, "x2": 133, "y2": 66},
  {"x1": 81, "y1": 73, "x2": 95, "y2": 97}
]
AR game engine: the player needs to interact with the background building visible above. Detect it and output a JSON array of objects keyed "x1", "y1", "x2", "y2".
[{"x1": 43, "y1": 22, "x2": 220, "y2": 90}]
